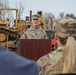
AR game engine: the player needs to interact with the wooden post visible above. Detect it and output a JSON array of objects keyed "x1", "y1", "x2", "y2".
[{"x1": 6, "y1": 35, "x2": 8, "y2": 50}]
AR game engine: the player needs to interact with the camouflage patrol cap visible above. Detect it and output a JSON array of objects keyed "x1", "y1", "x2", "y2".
[
  {"x1": 32, "y1": 14, "x2": 40, "y2": 20},
  {"x1": 56, "y1": 17, "x2": 76, "y2": 34}
]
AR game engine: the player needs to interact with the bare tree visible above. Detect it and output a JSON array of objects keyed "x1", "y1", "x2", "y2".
[
  {"x1": 44, "y1": 12, "x2": 55, "y2": 29},
  {"x1": 0, "y1": 0, "x2": 10, "y2": 20},
  {"x1": 59, "y1": 12, "x2": 64, "y2": 18},
  {"x1": 0, "y1": 0, "x2": 14, "y2": 26},
  {"x1": 15, "y1": 1, "x2": 24, "y2": 20},
  {"x1": 0, "y1": 0, "x2": 9, "y2": 8},
  {"x1": 44, "y1": 12, "x2": 50, "y2": 25}
]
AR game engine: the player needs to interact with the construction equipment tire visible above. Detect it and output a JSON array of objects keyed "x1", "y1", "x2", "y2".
[{"x1": 0, "y1": 33, "x2": 6, "y2": 42}]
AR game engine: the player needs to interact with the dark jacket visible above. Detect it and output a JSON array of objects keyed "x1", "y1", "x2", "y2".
[{"x1": 0, "y1": 46, "x2": 38, "y2": 75}]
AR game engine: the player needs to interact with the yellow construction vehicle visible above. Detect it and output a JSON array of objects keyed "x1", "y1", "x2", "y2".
[
  {"x1": 0, "y1": 8, "x2": 46, "y2": 50},
  {"x1": 0, "y1": 8, "x2": 19, "y2": 42}
]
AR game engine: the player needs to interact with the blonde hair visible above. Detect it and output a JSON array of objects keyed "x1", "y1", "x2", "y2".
[
  {"x1": 62, "y1": 35, "x2": 76, "y2": 73},
  {"x1": 57, "y1": 33, "x2": 76, "y2": 73}
]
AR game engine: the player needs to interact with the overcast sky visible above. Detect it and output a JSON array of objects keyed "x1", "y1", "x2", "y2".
[{"x1": 8, "y1": 0, "x2": 76, "y2": 19}]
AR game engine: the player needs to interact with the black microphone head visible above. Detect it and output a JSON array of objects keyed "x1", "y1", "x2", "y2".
[{"x1": 27, "y1": 25, "x2": 30, "y2": 28}]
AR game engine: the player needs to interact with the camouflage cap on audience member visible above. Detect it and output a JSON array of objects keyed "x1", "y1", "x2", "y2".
[
  {"x1": 32, "y1": 14, "x2": 40, "y2": 20},
  {"x1": 56, "y1": 17, "x2": 76, "y2": 34}
]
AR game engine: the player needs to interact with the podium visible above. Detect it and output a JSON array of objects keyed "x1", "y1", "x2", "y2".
[{"x1": 17, "y1": 39, "x2": 51, "y2": 61}]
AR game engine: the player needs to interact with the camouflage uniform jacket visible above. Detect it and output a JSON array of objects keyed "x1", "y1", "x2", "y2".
[
  {"x1": 36, "y1": 47, "x2": 64, "y2": 75},
  {"x1": 20, "y1": 26, "x2": 48, "y2": 39}
]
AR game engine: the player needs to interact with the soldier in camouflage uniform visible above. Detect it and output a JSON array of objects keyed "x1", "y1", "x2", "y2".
[
  {"x1": 20, "y1": 14, "x2": 48, "y2": 39},
  {"x1": 37, "y1": 17, "x2": 76, "y2": 75}
]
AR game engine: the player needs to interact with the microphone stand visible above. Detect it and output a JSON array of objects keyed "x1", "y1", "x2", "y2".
[{"x1": 10, "y1": 26, "x2": 30, "y2": 51}]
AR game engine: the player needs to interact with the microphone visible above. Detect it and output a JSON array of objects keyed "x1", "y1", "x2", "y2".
[
  {"x1": 21, "y1": 25, "x2": 30, "y2": 35},
  {"x1": 10, "y1": 25, "x2": 30, "y2": 47}
]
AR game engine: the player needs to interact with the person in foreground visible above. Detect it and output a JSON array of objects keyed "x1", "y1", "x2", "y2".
[
  {"x1": 37, "y1": 17, "x2": 76, "y2": 75},
  {"x1": 20, "y1": 14, "x2": 48, "y2": 39},
  {"x1": 0, "y1": 46, "x2": 39, "y2": 75}
]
